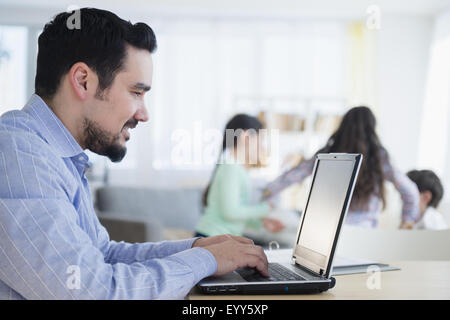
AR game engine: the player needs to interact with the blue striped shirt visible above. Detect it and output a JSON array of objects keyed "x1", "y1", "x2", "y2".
[{"x1": 0, "y1": 94, "x2": 217, "y2": 299}]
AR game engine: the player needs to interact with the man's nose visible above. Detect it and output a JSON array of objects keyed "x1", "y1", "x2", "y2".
[{"x1": 135, "y1": 103, "x2": 149, "y2": 123}]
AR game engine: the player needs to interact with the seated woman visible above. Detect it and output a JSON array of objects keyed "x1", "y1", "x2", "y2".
[
  {"x1": 262, "y1": 106, "x2": 420, "y2": 228},
  {"x1": 195, "y1": 114, "x2": 284, "y2": 237}
]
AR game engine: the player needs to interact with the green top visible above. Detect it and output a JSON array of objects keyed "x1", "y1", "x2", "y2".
[{"x1": 196, "y1": 162, "x2": 270, "y2": 237}]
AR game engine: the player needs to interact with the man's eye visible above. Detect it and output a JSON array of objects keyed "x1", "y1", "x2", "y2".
[{"x1": 132, "y1": 91, "x2": 142, "y2": 97}]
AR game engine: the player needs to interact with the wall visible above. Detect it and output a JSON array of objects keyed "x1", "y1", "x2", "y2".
[
  {"x1": 106, "y1": 14, "x2": 435, "y2": 188},
  {"x1": 375, "y1": 14, "x2": 433, "y2": 172},
  {"x1": 0, "y1": 2, "x2": 439, "y2": 188}
]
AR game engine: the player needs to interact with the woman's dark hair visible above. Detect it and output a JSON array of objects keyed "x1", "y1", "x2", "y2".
[
  {"x1": 407, "y1": 170, "x2": 444, "y2": 208},
  {"x1": 35, "y1": 8, "x2": 157, "y2": 99},
  {"x1": 202, "y1": 114, "x2": 264, "y2": 207},
  {"x1": 318, "y1": 106, "x2": 387, "y2": 208}
]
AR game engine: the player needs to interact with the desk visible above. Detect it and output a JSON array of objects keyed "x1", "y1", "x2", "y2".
[{"x1": 188, "y1": 261, "x2": 450, "y2": 300}]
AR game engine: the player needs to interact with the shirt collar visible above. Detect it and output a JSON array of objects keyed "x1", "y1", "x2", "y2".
[{"x1": 23, "y1": 94, "x2": 86, "y2": 160}]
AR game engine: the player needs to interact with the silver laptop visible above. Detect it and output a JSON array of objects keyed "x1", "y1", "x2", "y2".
[{"x1": 197, "y1": 153, "x2": 363, "y2": 294}]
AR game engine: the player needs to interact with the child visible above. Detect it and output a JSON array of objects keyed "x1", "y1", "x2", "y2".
[
  {"x1": 195, "y1": 114, "x2": 284, "y2": 237},
  {"x1": 407, "y1": 169, "x2": 447, "y2": 230}
]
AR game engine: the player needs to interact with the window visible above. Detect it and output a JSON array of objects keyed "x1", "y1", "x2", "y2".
[
  {"x1": 418, "y1": 9, "x2": 450, "y2": 198},
  {"x1": 0, "y1": 25, "x2": 27, "y2": 114},
  {"x1": 143, "y1": 18, "x2": 348, "y2": 171}
]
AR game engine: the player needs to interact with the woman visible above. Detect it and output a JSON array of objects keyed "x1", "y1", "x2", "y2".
[
  {"x1": 195, "y1": 114, "x2": 284, "y2": 237},
  {"x1": 262, "y1": 106, "x2": 420, "y2": 228}
]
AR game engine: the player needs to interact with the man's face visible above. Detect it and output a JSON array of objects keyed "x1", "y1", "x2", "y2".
[{"x1": 83, "y1": 46, "x2": 152, "y2": 162}]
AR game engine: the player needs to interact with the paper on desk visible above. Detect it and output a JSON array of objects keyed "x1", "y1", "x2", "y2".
[
  {"x1": 333, "y1": 256, "x2": 377, "y2": 268},
  {"x1": 264, "y1": 248, "x2": 292, "y2": 263},
  {"x1": 265, "y1": 248, "x2": 377, "y2": 268},
  {"x1": 264, "y1": 249, "x2": 399, "y2": 276}
]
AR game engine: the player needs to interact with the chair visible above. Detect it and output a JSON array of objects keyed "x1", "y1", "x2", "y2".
[{"x1": 336, "y1": 226, "x2": 450, "y2": 261}]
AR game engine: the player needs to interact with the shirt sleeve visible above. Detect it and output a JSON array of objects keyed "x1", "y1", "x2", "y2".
[
  {"x1": 217, "y1": 165, "x2": 270, "y2": 222},
  {"x1": 381, "y1": 150, "x2": 420, "y2": 223},
  {"x1": 264, "y1": 158, "x2": 315, "y2": 199},
  {"x1": 0, "y1": 197, "x2": 217, "y2": 300},
  {"x1": 95, "y1": 219, "x2": 201, "y2": 264},
  {"x1": 0, "y1": 138, "x2": 217, "y2": 299}
]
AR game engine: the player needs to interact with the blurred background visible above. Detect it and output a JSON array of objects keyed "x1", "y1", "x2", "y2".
[{"x1": 1, "y1": 0, "x2": 449, "y2": 245}]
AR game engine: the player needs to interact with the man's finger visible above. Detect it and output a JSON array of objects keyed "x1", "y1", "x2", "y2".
[
  {"x1": 229, "y1": 235, "x2": 254, "y2": 245},
  {"x1": 243, "y1": 244, "x2": 269, "y2": 267},
  {"x1": 245, "y1": 255, "x2": 270, "y2": 277}
]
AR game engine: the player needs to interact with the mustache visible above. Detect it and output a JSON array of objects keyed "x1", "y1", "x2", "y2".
[{"x1": 122, "y1": 119, "x2": 138, "y2": 130}]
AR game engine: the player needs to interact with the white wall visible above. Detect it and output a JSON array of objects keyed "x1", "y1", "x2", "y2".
[
  {"x1": 108, "y1": 14, "x2": 436, "y2": 189},
  {"x1": 0, "y1": 1, "x2": 440, "y2": 188},
  {"x1": 376, "y1": 14, "x2": 433, "y2": 172}
]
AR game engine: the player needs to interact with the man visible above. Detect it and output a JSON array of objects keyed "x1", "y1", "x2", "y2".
[{"x1": 0, "y1": 8, "x2": 268, "y2": 300}]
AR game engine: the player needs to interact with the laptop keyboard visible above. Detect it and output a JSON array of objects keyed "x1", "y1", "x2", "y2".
[{"x1": 236, "y1": 263, "x2": 305, "y2": 282}]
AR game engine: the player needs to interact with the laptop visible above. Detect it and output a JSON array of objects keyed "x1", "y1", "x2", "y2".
[{"x1": 197, "y1": 153, "x2": 363, "y2": 294}]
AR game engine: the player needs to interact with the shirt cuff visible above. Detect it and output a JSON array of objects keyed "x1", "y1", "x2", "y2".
[
  {"x1": 170, "y1": 247, "x2": 218, "y2": 284},
  {"x1": 185, "y1": 237, "x2": 201, "y2": 249},
  {"x1": 164, "y1": 238, "x2": 200, "y2": 253}
]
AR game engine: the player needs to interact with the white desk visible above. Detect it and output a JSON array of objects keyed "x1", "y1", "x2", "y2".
[{"x1": 188, "y1": 261, "x2": 450, "y2": 300}]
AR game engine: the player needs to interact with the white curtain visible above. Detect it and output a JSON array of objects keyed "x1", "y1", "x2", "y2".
[{"x1": 418, "y1": 9, "x2": 450, "y2": 181}]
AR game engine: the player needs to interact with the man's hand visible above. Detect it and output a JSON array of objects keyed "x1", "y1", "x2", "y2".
[
  {"x1": 192, "y1": 234, "x2": 255, "y2": 248},
  {"x1": 193, "y1": 234, "x2": 269, "y2": 277},
  {"x1": 202, "y1": 238, "x2": 269, "y2": 277}
]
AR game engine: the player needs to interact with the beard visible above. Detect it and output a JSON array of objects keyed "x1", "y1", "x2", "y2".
[{"x1": 82, "y1": 117, "x2": 137, "y2": 162}]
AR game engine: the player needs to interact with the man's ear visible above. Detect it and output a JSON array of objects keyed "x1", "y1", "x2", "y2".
[{"x1": 68, "y1": 62, "x2": 94, "y2": 100}]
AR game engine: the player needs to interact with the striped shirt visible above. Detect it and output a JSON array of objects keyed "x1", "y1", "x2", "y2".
[
  {"x1": 265, "y1": 153, "x2": 420, "y2": 228},
  {"x1": 0, "y1": 94, "x2": 217, "y2": 299}
]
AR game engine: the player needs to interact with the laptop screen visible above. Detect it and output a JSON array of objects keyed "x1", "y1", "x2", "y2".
[{"x1": 294, "y1": 155, "x2": 360, "y2": 277}]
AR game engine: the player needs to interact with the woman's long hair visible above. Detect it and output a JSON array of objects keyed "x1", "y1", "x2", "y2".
[
  {"x1": 202, "y1": 114, "x2": 264, "y2": 207},
  {"x1": 318, "y1": 106, "x2": 387, "y2": 208}
]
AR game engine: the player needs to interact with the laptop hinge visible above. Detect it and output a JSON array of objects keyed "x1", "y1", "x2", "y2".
[{"x1": 292, "y1": 255, "x2": 326, "y2": 279}]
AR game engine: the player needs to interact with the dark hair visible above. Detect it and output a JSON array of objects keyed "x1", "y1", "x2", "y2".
[
  {"x1": 202, "y1": 114, "x2": 264, "y2": 207},
  {"x1": 407, "y1": 170, "x2": 444, "y2": 208},
  {"x1": 318, "y1": 106, "x2": 387, "y2": 208},
  {"x1": 35, "y1": 8, "x2": 157, "y2": 99}
]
